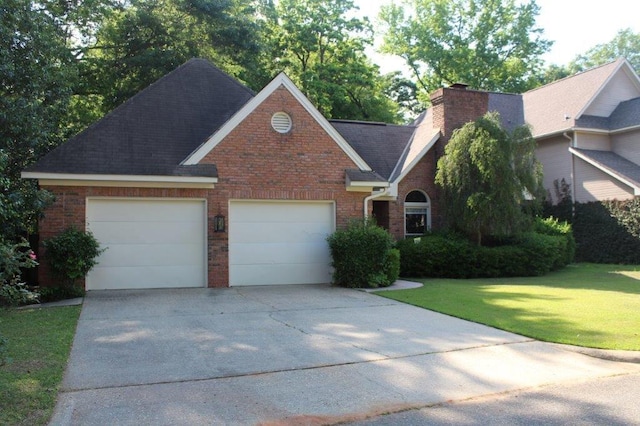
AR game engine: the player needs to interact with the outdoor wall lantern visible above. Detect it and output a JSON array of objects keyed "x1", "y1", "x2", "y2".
[{"x1": 213, "y1": 214, "x2": 226, "y2": 233}]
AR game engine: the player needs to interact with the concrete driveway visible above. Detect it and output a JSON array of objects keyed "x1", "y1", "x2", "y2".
[{"x1": 50, "y1": 285, "x2": 640, "y2": 425}]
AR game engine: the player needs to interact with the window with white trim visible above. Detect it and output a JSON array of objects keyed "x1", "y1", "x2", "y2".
[{"x1": 404, "y1": 190, "x2": 431, "y2": 236}]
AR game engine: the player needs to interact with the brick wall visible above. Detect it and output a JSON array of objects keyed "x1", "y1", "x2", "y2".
[
  {"x1": 201, "y1": 85, "x2": 366, "y2": 287},
  {"x1": 38, "y1": 85, "x2": 367, "y2": 288}
]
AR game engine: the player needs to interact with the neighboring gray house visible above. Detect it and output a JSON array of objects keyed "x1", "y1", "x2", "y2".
[{"x1": 524, "y1": 58, "x2": 640, "y2": 203}]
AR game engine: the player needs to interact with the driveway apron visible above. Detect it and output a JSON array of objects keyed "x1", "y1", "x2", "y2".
[{"x1": 50, "y1": 285, "x2": 640, "y2": 425}]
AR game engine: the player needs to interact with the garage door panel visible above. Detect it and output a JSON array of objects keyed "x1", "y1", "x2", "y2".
[
  {"x1": 88, "y1": 200, "x2": 203, "y2": 222},
  {"x1": 231, "y1": 263, "x2": 332, "y2": 286},
  {"x1": 95, "y1": 243, "x2": 203, "y2": 268},
  {"x1": 86, "y1": 199, "x2": 206, "y2": 290},
  {"x1": 229, "y1": 201, "x2": 334, "y2": 286},
  {"x1": 229, "y1": 242, "x2": 330, "y2": 266},
  {"x1": 232, "y1": 202, "x2": 333, "y2": 223},
  {"x1": 89, "y1": 221, "x2": 202, "y2": 245},
  {"x1": 231, "y1": 222, "x2": 332, "y2": 244},
  {"x1": 89, "y1": 265, "x2": 203, "y2": 290}
]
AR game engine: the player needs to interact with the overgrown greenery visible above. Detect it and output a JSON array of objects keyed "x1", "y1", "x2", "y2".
[
  {"x1": 435, "y1": 112, "x2": 544, "y2": 245},
  {"x1": 0, "y1": 306, "x2": 81, "y2": 425},
  {"x1": 376, "y1": 263, "x2": 640, "y2": 350},
  {"x1": 327, "y1": 220, "x2": 400, "y2": 288},
  {"x1": 0, "y1": 238, "x2": 39, "y2": 307},
  {"x1": 43, "y1": 228, "x2": 105, "y2": 288}
]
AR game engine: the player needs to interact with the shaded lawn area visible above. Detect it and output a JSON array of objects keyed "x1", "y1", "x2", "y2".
[
  {"x1": 376, "y1": 263, "x2": 640, "y2": 350},
  {"x1": 0, "y1": 306, "x2": 81, "y2": 426}
]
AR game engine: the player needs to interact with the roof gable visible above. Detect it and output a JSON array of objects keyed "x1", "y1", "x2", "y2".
[
  {"x1": 183, "y1": 73, "x2": 372, "y2": 171},
  {"x1": 25, "y1": 59, "x2": 253, "y2": 177},
  {"x1": 523, "y1": 59, "x2": 631, "y2": 137},
  {"x1": 580, "y1": 60, "x2": 640, "y2": 118}
]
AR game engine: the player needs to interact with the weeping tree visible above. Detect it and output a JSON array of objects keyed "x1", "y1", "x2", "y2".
[{"x1": 435, "y1": 112, "x2": 544, "y2": 245}]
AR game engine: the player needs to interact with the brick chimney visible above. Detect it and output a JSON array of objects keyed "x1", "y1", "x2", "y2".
[{"x1": 430, "y1": 85, "x2": 489, "y2": 144}]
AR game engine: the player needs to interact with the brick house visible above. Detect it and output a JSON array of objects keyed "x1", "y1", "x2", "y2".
[{"x1": 25, "y1": 58, "x2": 639, "y2": 290}]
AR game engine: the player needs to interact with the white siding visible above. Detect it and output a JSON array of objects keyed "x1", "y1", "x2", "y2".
[
  {"x1": 536, "y1": 136, "x2": 572, "y2": 203},
  {"x1": 574, "y1": 132, "x2": 611, "y2": 151},
  {"x1": 574, "y1": 158, "x2": 634, "y2": 202},
  {"x1": 612, "y1": 130, "x2": 640, "y2": 166},
  {"x1": 583, "y1": 70, "x2": 640, "y2": 117}
]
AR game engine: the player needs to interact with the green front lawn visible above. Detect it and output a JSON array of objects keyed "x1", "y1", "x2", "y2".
[
  {"x1": 377, "y1": 263, "x2": 640, "y2": 350},
  {"x1": 0, "y1": 306, "x2": 81, "y2": 425}
]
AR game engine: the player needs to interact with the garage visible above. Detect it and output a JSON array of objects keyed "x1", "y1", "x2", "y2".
[
  {"x1": 229, "y1": 201, "x2": 335, "y2": 286},
  {"x1": 86, "y1": 198, "x2": 207, "y2": 290}
]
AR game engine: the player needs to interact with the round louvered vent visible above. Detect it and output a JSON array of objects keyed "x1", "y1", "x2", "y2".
[{"x1": 271, "y1": 112, "x2": 292, "y2": 133}]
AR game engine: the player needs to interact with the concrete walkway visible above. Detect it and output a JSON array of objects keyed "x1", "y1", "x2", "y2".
[{"x1": 49, "y1": 285, "x2": 640, "y2": 425}]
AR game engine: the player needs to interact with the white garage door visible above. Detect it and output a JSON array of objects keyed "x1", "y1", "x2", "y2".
[
  {"x1": 86, "y1": 199, "x2": 206, "y2": 290},
  {"x1": 229, "y1": 201, "x2": 335, "y2": 286}
]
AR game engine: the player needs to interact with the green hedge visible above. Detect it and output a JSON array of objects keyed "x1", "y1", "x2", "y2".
[
  {"x1": 397, "y1": 218, "x2": 574, "y2": 278},
  {"x1": 573, "y1": 201, "x2": 640, "y2": 264},
  {"x1": 327, "y1": 220, "x2": 400, "y2": 288},
  {"x1": 545, "y1": 199, "x2": 640, "y2": 264}
]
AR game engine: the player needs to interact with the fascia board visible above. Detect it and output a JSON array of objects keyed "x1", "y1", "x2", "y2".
[{"x1": 21, "y1": 172, "x2": 216, "y2": 186}]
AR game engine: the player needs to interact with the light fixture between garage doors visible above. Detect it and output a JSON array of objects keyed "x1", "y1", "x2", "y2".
[{"x1": 213, "y1": 214, "x2": 225, "y2": 232}]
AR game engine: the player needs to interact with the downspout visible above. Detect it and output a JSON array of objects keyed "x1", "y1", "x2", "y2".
[
  {"x1": 563, "y1": 131, "x2": 576, "y2": 215},
  {"x1": 363, "y1": 188, "x2": 389, "y2": 220}
]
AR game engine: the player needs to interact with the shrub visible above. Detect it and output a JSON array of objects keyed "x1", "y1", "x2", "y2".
[
  {"x1": 0, "y1": 238, "x2": 39, "y2": 306},
  {"x1": 327, "y1": 220, "x2": 398, "y2": 288},
  {"x1": 534, "y1": 217, "x2": 575, "y2": 267},
  {"x1": 38, "y1": 285, "x2": 86, "y2": 303},
  {"x1": 397, "y1": 228, "x2": 573, "y2": 279},
  {"x1": 573, "y1": 201, "x2": 640, "y2": 264},
  {"x1": 43, "y1": 227, "x2": 105, "y2": 287}
]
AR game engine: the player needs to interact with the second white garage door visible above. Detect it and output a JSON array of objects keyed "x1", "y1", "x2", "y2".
[
  {"x1": 86, "y1": 198, "x2": 206, "y2": 290},
  {"x1": 229, "y1": 201, "x2": 335, "y2": 286}
]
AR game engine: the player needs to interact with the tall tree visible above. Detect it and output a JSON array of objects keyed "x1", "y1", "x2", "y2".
[
  {"x1": 435, "y1": 113, "x2": 543, "y2": 245},
  {"x1": 380, "y1": 0, "x2": 551, "y2": 99},
  {"x1": 0, "y1": 0, "x2": 73, "y2": 239},
  {"x1": 80, "y1": 0, "x2": 269, "y2": 114},
  {"x1": 267, "y1": 0, "x2": 400, "y2": 122},
  {"x1": 570, "y1": 28, "x2": 640, "y2": 73}
]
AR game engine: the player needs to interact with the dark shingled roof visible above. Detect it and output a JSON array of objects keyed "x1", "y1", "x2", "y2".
[
  {"x1": 330, "y1": 120, "x2": 416, "y2": 180},
  {"x1": 26, "y1": 58, "x2": 254, "y2": 176},
  {"x1": 573, "y1": 148, "x2": 640, "y2": 188},
  {"x1": 488, "y1": 93, "x2": 525, "y2": 132},
  {"x1": 577, "y1": 97, "x2": 640, "y2": 130}
]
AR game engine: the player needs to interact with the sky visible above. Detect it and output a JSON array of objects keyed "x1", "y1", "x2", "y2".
[{"x1": 353, "y1": 0, "x2": 640, "y2": 74}]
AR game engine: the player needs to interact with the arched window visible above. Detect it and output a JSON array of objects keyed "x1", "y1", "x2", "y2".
[{"x1": 404, "y1": 190, "x2": 430, "y2": 236}]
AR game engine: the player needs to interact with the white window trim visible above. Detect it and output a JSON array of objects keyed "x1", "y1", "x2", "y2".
[{"x1": 404, "y1": 190, "x2": 431, "y2": 237}]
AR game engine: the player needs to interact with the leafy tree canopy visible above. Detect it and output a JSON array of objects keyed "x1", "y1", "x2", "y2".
[
  {"x1": 0, "y1": 0, "x2": 74, "y2": 240},
  {"x1": 266, "y1": 0, "x2": 400, "y2": 122},
  {"x1": 379, "y1": 0, "x2": 551, "y2": 100},
  {"x1": 435, "y1": 112, "x2": 544, "y2": 245}
]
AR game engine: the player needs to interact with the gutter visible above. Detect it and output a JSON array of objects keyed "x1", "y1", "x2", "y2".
[
  {"x1": 363, "y1": 188, "x2": 389, "y2": 219},
  {"x1": 563, "y1": 131, "x2": 577, "y2": 208}
]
